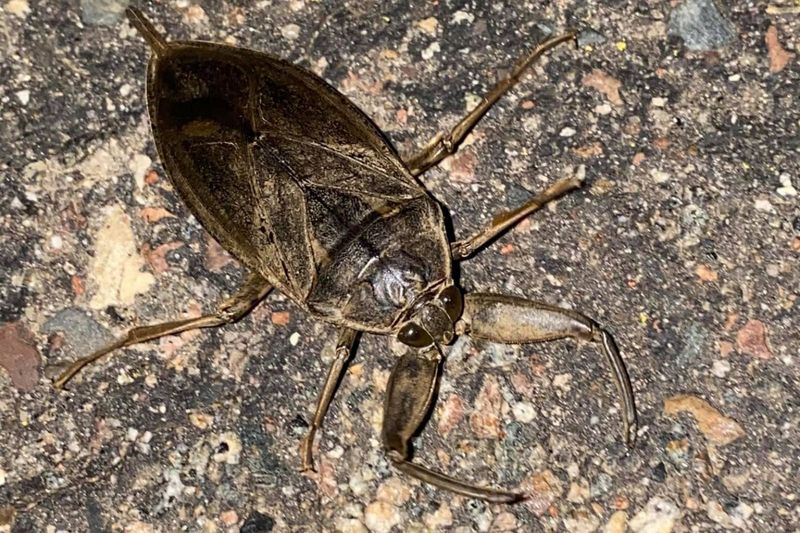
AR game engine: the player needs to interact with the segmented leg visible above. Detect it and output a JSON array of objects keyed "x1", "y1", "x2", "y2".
[
  {"x1": 300, "y1": 327, "x2": 358, "y2": 472},
  {"x1": 382, "y1": 348, "x2": 524, "y2": 503},
  {"x1": 53, "y1": 272, "x2": 273, "y2": 389},
  {"x1": 403, "y1": 32, "x2": 576, "y2": 177},
  {"x1": 459, "y1": 293, "x2": 638, "y2": 446},
  {"x1": 451, "y1": 177, "x2": 581, "y2": 260}
]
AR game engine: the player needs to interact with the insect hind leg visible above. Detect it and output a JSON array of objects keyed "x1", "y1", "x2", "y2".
[
  {"x1": 459, "y1": 292, "x2": 638, "y2": 446},
  {"x1": 52, "y1": 272, "x2": 272, "y2": 389}
]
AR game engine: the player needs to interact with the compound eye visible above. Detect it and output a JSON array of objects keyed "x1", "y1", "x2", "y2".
[
  {"x1": 439, "y1": 285, "x2": 463, "y2": 320},
  {"x1": 398, "y1": 322, "x2": 434, "y2": 348}
]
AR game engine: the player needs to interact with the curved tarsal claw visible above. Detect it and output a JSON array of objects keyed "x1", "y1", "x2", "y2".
[
  {"x1": 390, "y1": 457, "x2": 524, "y2": 504},
  {"x1": 593, "y1": 329, "x2": 638, "y2": 447}
]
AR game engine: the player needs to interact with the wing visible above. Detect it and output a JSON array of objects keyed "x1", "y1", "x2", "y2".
[{"x1": 146, "y1": 42, "x2": 425, "y2": 301}]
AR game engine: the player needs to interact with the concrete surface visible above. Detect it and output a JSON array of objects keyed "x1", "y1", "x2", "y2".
[{"x1": 1, "y1": 0, "x2": 798, "y2": 531}]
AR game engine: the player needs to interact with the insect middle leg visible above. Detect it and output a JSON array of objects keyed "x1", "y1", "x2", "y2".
[
  {"x1": 53, "y1": 272, "x2": 273, "y2": 388},
  {"x1": 300, "y1": 327, "x2": 358, "y2": 472},
  {"x1": 403, "y1": 32, "x2": 576, "y2": 177},
  {"x1": 451, "y1": 177, "x2": 581, "y2": 259},
  {"x1": 459, "y1": 293, "x2": 638, "y2": 445}
]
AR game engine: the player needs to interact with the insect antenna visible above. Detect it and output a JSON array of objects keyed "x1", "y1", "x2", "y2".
[{"x1": 125, "y1": 7, "x2": 168, "y2": 56}]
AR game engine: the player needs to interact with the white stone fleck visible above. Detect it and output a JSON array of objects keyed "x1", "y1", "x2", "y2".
[
  {"x1": 212, "y1": 432, "x2": 242, "y2": 464},
  {"x1": 5, "y1": 0, "x2": 30, "y2": 18},
  {"x1": 156, "y1": 469, "x2": 185, "y2": 513},
  {"x1": 417, "y1": 16, "x2": 438, "y2": 35},
  {"x1": 88, "y1": 207, "x2": 155, "y2": 309},
  {"x1": 15, "y1": 90, "x2": 30, "y2": 105},
  {"x1": 364, "y1": 500, "x2": 401, "y2": 533},
  {"x1": 281, "y1": 23, "x2": 301, "y2": 41},
  {"x1": 552, "y1": 373, "x2": 572, "y2": 390},
  {"x1": 776, "y1": 173, "x2": 797, "y2": 197},
  {"x1": 464, "y1": 92, "x2": 482, "y2": 111},
  {"x1": 49, "y1": 234, "x2": 63, "y2": 250},
  {"x1": 629, "y1": 496, "x2": 680, "y2": 533},
  {"x1": 754, "y1": 198, "x2": 774, "y2": 212},
  {"x1": 595, "y1": 103, "x2": 613, "y2": 115},
  {"x1": 559, "y1": 126, "x2": 577, "y2": 137},
  {"x1": 711, "y1": 359, "x2": 730, "y2": 378},
  {"x1": 651, "y1": 96, "x2": 668, "y2": 107},
  {"x1": 128, "y1": 153, "x2": 152, "y2": 189},
  {"x1": 289, "y1": 332, "x2": 301, "y2": 346},
  {"x1": 421, "y1": 41, "x2": 440, "y2": 60},
  {"x1": 451, "y1": 10, "x2": 475, "y2": 24},
  {"x1": 766, "y1": 264, "x2": 779, "y2": 277},
  {"x1": 649, "y1": 168, "x2": 670, "y2": 184},
  {"x1": 512, "y1": 401, "x2": 537, "y2": 423}
]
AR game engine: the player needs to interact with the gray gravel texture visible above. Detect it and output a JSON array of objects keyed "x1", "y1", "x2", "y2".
[{"x1": 1, "y1": 0, "x2": 799, "y2": 532}]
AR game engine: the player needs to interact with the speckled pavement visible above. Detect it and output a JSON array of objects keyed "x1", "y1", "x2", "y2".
[{"x1": 1, "y1": 1, "x2": 798, "y2": 532}]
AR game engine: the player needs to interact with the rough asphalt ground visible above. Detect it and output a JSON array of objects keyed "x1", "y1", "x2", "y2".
[{"x1": 1, "y1": 0, "x2": 798, "y2": 531}]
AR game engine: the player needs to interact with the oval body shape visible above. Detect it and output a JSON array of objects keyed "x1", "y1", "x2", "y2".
[{"x1": 145, "y1": 42, "x2": 451, "y2": 332}]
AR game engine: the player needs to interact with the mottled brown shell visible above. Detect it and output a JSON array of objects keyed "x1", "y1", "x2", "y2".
[{"x1": 145, "y1": 42, "x2": 451, "y2": 332}]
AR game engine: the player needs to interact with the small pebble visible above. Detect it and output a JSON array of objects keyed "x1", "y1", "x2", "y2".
[
  {"x1": 754, "y1": 199, "x2": 774, "y2": 212},
  {"x1": 736, "y1": 319, "x2": 772, "y2": 359},
  {"x1": 451, "y1": 10, "x2": 474, "y2": 25},
  {"x1": 281, "y1": 23, "x2": 300, "y2": 41},
  {"x1": 650, "y1": 169, "x2": 670, "y2": 184},
  {"x1": 512, "y1": 401, "x2": 536, "y2": 423},
  {"x1": 189, "y1": 412, "x2": 214, "y2": 429},
  {"x1": 629, "y1": 497, "x2": 680, "y2": 532},
  {"x1": 664, "y1": 394, "x2": 745, "y2": 446},
  {"x1": 421, "y1": 41, "x2": 440, "y2": 60},
  {"x1": 220, "y1": 510, "x2": 238, "y2": 527},
  {"x1": 376, "y1": 477, "x2": 411, "y2": 505},
  {"x1": 577, "y1": 28, "x2": 606, "y2": 47},
  {"x1": 605, "y1": 511, "x2": 627, "y2": 533},
  {"x1": 0, "y1": 322, "x2": 40, "y2": 392},
  {"x1": 81, "y1": 0, "x2": 127, "y2": 25},
  {"x1": 212, "y1": 432, "x2": 242, "y2": 464},
  {"x1": 563, "y1": 512, "x2": 600, "y2": 533},
  {"x1": 364, "y1": 500, "x2": 401, "y2": 533},
  {"x1": 595, "y1": 103, "x2": 613, "y2": 115},
  {"x1": 417, "y1": 16, "x2": 438, "y2": 35},
  {"x1": 560, "y1": 126, "x2": 577, "y2": 137},
  {"x1": 5, "y1": 0, "x2": 30, "y2": 17},
  {"x1": 776, "y1": 173, "x2": 797, "y2": 197},
  {"x1": 552, "y1": 373, "x2": 572, "y2": 389},
  {"x1": 711, "y1": 360, "x2": 730, "y2": 378},
  {"x1": 667, "y1": 0, "x2": 736, "y2": 51},
  {"x1": 15, "y1": 90, "x2": 30, "y2": 105},
  {"x1": 289, "y1": 332, "x2": 301, "y2": 346},
  {"x1": 423, "y1": 502, "x2": 453, "y2": 529}
]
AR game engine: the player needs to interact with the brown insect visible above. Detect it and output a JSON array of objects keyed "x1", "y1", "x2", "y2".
[{"x1": 54, "y1": 8, "x2": 637, "y2": 502}]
